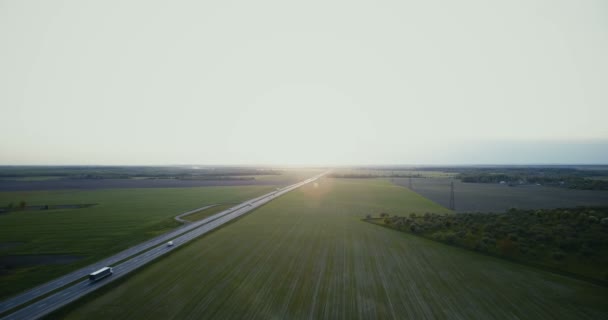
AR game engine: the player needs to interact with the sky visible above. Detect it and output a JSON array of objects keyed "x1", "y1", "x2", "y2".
[{"x1": 1, "y1": 0, "x2": 607, "y2": 165}]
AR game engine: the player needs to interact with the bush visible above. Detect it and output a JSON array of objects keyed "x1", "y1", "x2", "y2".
[
  {"x1": 580, "y1": 245, "x2": 594, "y2": 257},
  {"x1": 557, "y1": 237, "x2": 580, "y2": 251},
  {"x1": 431, "y1": 232, "x2": 444, "y2": 241},
  {"x1": 497, "y1": 238, "x2": 517, "y2": 256},
  {"x1": 475, "y1": 242, "x2": 488, "y2": 252},
  {"x1": 552, "y1": 251, "x2": 566, "y2": 261},
  {"x1": 444, "y1": 231, "x2": 457, "y2": 244},
  {"x1": 481, "y1": 236, "x2": 496, "y2": 245},
  {"x1": 410, "y1": 224, "x2": 420, "y2": 233}
]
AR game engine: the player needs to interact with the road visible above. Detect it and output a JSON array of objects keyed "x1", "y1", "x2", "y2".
[
  {"x1": 173, "y1": 204, "x2": 219, "y2": 223},
  {"x1": 0, "y1": 172, "x2": 327, "y2": 320}
]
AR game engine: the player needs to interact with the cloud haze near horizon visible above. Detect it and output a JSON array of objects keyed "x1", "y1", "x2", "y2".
[{"x1": 1, "y1": 0, "x2": 607, "y2": 165}]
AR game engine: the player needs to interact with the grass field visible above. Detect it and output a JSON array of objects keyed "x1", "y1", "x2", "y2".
[
  {"x1": 395, "y1": 177, "x2": 608, "y2": 213},
  {"x1": 0, "y1": 176, "x2": 64, "y2": 182},
  {"x1": 331, "y1": 168, "x2": 456, "y2": 178},
  {"x1": 181, "y1": 204, "x2": 235, "y2": 222},
  {"x1": 52, "y1": 178, "x2": 608, "y2": 319},
  {"x1": 0, "y1": 168, "x2": 324, "y2": 192},
  {"x1": 0, "y1": 185, "x2": 276, "y2": 299}
]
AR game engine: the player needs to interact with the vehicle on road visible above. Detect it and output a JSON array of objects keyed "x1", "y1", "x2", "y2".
[
  {"x1": 167, "y1": 241, "x2": 174, "y2": 247},
  {"x1": 88, "y1": 267, "x2": 113, "y2": 282}
]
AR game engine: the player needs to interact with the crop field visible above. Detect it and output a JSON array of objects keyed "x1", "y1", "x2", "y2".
[
  {"x1": 330, "y1": 168, "x2": 455, "y2": 178},
  {"x1": 253, "y1": 168, "x2": 327, "y2": 184},
  {"x1": 394, "y1": 177, "x2": 608, "y2": 213},
  {"x1": 0, "y1": 169, "x2": 322, "y2": 192},
  {"x1": 0, "y1": 185, "x2": 276, "y2": 299},
  {"x1": 53, "y1": 178, "x2": 608, "y2": 319},
  {"x1": 0, "y1": 178, "x2": 273, "y2": 192}
]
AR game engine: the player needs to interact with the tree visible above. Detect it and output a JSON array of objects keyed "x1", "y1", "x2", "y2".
[
  {"x1": 19, "y1": 201, "x2": 26, "y2": 210},
  {"x1": 580, "y1": 245, "x2": 594, "y2": 257},
  {"x1": 444, "y1": 231, "x2": 457, "y2": 244},
  {"x1": 497, "y1": 238, "x2": 517, "y2": 256},
  {"x1": 552, "y1": 251, "x2": 565, "y2": 261},
  {"x1": 410, "y1": 223, "x2": 420, "y2": 233}
]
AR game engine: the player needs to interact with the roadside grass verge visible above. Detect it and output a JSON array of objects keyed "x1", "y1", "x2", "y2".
[{"x1": 180, "y1": 204, "x2": 236, "y2": 222}]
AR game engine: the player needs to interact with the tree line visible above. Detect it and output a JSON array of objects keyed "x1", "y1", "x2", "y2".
[{"x1": 366, "y1": 207, "x2": 608, "y2": 284}]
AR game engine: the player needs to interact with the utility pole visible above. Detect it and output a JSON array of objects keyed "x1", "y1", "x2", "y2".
[{"x1": 449, "y1": 180, "x2": 455, "y2": 211}]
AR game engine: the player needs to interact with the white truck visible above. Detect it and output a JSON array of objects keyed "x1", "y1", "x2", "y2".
[{"x1": 89, "y1": 267, "x2": 113, "y2": 281}]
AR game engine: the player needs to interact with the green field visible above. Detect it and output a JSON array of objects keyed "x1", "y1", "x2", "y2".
[
  {"x1": 181, "y1": 204, "x2": 235, "y2": 222},
  {"x1": 0, "y1": 176, "x2": 64, "y2": 181},
  {"x1": 396, "y1": 177, "x2": 608, "y2": 213},
  {"x1": 0, "y1": 185, "x2": 275, "y2": 299},
  {"x1": 52, "y1": 178, "x2": 608, "y2": 319},
  {"x1": 331, "y1": 168, "x2": 456, "y2": 178}
]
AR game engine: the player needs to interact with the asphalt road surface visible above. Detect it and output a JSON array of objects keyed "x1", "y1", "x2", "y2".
[
  {"x1": 0, "y1": 172, "x2": 327, "y2": 320},
  {"x1": 173, "y1": 204, "x2": 219, "y2": 223}
]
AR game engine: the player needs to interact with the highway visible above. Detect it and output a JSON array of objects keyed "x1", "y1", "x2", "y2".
[{"x1": 0, "y1": 172, "x2": 327, "y2": 320}]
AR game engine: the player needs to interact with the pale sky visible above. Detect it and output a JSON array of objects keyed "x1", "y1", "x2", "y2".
[{"x1": 1, "y1": 0, "x2": 607, "y2": 165}]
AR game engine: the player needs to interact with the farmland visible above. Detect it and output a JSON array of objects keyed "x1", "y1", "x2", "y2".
[
  {"x1": 329, "y1": 168, "x2": 455, "y2": 179},
  {"x1": 52, "y1": 178, "x2": 608, "y2": 319},
  {"x1": 0, "y1": 167, "x2": 322, "y2": 192},
  {"x1": 395, "y1": 177, "x2": 608, "y2": 213},
  {"x1": 0, "y1": 185, "x2": 275, "y2": 299}
]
